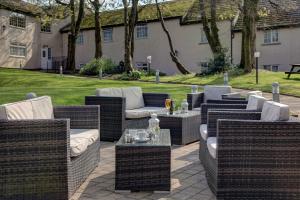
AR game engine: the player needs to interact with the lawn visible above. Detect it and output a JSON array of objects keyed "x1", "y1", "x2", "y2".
[
  {"x1": 0, "y1": 68, "x2": 191, "y2": 105},
  {"x1": 141, "y1": 70, "x2": 300, "y2": 97}
]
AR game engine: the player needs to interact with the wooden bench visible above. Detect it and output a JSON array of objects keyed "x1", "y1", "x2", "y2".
[{"x1": 286, "y1": 64, "x2": 300, "y2": 79}]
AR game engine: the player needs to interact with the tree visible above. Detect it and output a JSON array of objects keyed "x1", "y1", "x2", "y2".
[
  {"x1": 199, "y1": 0, "x2": 224, "y2": 61},
  {"x1": 88, "y1": 0, "x2": 105, "y2": 59},
  {"x1": 240, "y1": 0, "x2": 259, "y2": 73},
  {"x1": 56, "y1": 0, "x2": 85, "y2": 71},
  {"x1": 122, "y1": 0, "x2": 139, "y2": 72},
  {"x1": 155, "y1": 0, "x2": 190, "y2": 74}
]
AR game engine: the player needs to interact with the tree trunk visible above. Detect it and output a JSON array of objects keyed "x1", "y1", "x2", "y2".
[
  {"x1": 240, "y1": 0, "x2": 259, "y2": 73},
  {"x1": 93, "y1": 1, "x2": 103, "y2": 59},
  {"x1": 155, "y1": 0, "x2": 190, "y2": 74},
  {"x1": 199, "y1": 0, "x2": 225, "y2": 67},
  {"x1": 67, "y1": 34, "x2": 76, "y2": 71}
]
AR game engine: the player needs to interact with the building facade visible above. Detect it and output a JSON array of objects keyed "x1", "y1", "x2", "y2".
[{"x1": 1, "y1": 0, "x2": 300, "y2": 74}]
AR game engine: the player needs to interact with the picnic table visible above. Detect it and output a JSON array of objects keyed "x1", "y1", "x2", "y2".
[{"x1": 285, "y1": 64, "x2": 300, "y2": 79}]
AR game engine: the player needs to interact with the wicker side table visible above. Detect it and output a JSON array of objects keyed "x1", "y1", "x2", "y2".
[
  {"x1": 115, "y1": 129, "x2": 171, "y2": 192},
  {"x1": 158, "y1": 111, "x2": 201, "y2": 145}
]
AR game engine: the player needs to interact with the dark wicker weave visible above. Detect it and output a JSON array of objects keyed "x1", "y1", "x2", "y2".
[
  {"x1": 158, "y1": 111, "x2": 201, "y2": 145},
  {"x1": 0, "y1": 105, "x2": 100, "y2": 200},
  {"x1": 85, "y1": 93, "x2": 169, "y2": 141},
  {"x1": 199, "y1": 104, "x2": 247, "y2": 165},
  {"x1": 207, "y1": 117, "x2": 300, "y2": 200},
  {"x1": 187, "y1": 92, "x2": 247, "y2": 111},
  {"x1": 115, "y1": 129, "x2": 171, "y2": 192}
]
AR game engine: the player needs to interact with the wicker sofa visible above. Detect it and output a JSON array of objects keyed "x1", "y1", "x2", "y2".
[
  {"x1": 0, "y1": 96, "x2": 100, "y2": 200},
  {"x1": 85, "y1": 87, "x2": 169, "y2": 141},
  {"x1": 204, "y1": 101, "x2": 300, "y2": 199},
  {"x1": 199, "y1": 95, "x2": 267, "y2": 166}
]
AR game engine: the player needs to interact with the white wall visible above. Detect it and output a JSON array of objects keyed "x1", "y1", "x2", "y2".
[
  {"x1": 62, "y1": 19, "x2": 232, "y2": 74},
  {"x1": 233, "y1": 27, "x2": 300, "y2": 72}
]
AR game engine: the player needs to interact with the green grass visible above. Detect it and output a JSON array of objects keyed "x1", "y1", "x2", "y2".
[
  {"x1": 0, "y1": 68, "x2": 190, "y2": 105},
  {"x1": 141, "y1": 70, "x2": 300, "y2": 97}
]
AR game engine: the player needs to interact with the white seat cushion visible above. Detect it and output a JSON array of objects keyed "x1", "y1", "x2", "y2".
[
  {"x1": 126, "y1": 107, "x2": 167, "y2": 119},
  {"x1": 122, "y1": 87, "x2": 145, "y2": 110},
  {"x1": 96, "y1": 88, "x2": 123, "y2": 97},
  {"x1": 246, "y1": 91, "x2": 262, "y2": 100},
  {"x1": 70, "y1": 129, "x2": 99, "y2": 157},
  {"x1": 200, "y1": 124, "x2": 208, "y2": 141},
  {"x1": 207, "y1": 137, "x2": 217, "y2": 159},
  {"x1": 223, "y1": 92, "x2": 241, "y2": 98},
  {"x1": 193, "y1": 107, "x2": 201, "y2": 111},
  {"x1": 31, "y1": 96, "x2": 54, "y2": 119},
  {"x1": 246, "y1": 95, "x2": 267, "y2": 111},
  {"x1": 261, "y1": 101, "x2": 290, "y2": 121},
  {"x1": 0, "y1": 100, "x2": 33, "y2": 120},
  {"x1": 204, "y1": 85, "x2": 232, "y2": 102}
]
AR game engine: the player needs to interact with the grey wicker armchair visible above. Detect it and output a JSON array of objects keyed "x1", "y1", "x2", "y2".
[
  {"x1": 86, "y1": 87, "x2": 169, "y2": 141},
  {"x1": 205, "y1": 101, "x2": 300, "y2": 200},
  {"x1": 0, "y1": 97, "x2": 100, "y2": 200}
]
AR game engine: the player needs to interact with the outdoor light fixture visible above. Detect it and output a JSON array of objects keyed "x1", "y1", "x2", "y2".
[
  {"x1": 224, "y1": 72, "x2": 229, "y2": 85},
  {"x1": 254, "y1": 51, "x2": 261, "y2": 84},
  {"x1": 147, "y1": 56, "x2": 152, "y2": 75}
]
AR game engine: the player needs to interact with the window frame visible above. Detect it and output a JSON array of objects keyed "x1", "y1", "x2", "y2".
[
  {"x1": 263, "y1": 65, "x2": 279, "y2": 72},
  {"x1": 103, "y1": 28, "x2": 113, "y2": 43},
  {"x1": 41, "y1": 23, "x2": 52, "y2": 33},
  {"x1": 9, "y1": 12, "x2": 26, "y2": 29},
  {"x1": 200, "y1": 29, "x2": 208, "y2": 44},
  {"x1": 9, "y1": 42, "x2": 26, "y2": 57},
  {"x1": 76, "y1": 34, "x2": 84, "y2": 45},
  {"x1": 264, "y1": 29, "x2": 279, "y2": 44},
  {"x1": 136, "y1": 24, "x2": 148, "y2": 39}
]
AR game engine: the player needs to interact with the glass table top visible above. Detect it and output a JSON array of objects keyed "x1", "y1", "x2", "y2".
[{"x1": 116, "y1": 129, "x2": 171, "y2": 147}]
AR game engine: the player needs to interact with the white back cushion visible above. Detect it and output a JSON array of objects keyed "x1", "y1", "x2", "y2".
[
  {"x1": 96, "y1": 88, "x2": 123, "y2": 97},
  {"x1": 0, "y1": 100, "x2": 33, "y2": 120},
  {"x1": 204, "y1": 85, "x2": 232, "y2": 102},
  {"x1": 122, "y1": 87, "x2": 145, "y2": 110},
  {"x1": 31, "y1": 96, "x2": 54, "y2": 119},
  {"x1": 246, "y1": 95, "x2": 267, "y2": 111},
  {"x1": 246, "y1": 91, "x2": 262, "y2": 100},
  {"x1": 261, "y1": 101, "x2": 290, "y2": 121}
]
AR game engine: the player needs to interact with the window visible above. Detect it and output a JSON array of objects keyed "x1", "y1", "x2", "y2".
[
  {"x1": 264, "y1": 30, "x2": 279, "y2": 44},
  {"x1": 41, "y1": 23, "x2": 51, "y2": 33},
  {"x1": 136, "y1": 24, "x2": 148, "y2": 39},
  {"x1": 76, "y1": 34, "x2": 84, "y2": 45},
  {"x1": 103, "y1": 28, "x2": 113, "y2": 42},
  {"x1": 200, "y1": 29, "x2": 208, "y2": 43},
  {"x1": 9, "y1": 12, "x2": 26, "y2": 28},
  {"x1": 10, "y1": 42, "x2": 26, "y2": 57},
  {"x1": 263, "y1": 65, "x2": 279, "y2": 72}
]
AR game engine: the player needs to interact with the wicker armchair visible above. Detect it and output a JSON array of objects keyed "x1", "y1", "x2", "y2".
[
  {"x1": 86, "y1": 90, "x2": 169, "y2": 141},
  {"x1": 205, "y1": 102, "x2": 300, "y2": 200},
  {"x1": 0, "y1": 105, "x2": 100, "y2": 200}
]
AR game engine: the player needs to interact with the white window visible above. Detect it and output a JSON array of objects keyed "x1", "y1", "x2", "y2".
[
  {"x1": 263, "y1": 65, "x2": 279, "y2": 72},
  {"x1": 41, "y1": 23, "x2": 51, "y2": 33},
  {"x1": 264, "y1": 30, "x2": 279, "y2": 44},
  {"x1": 9, "y1": 12, "x2": 26, "y2": 28},
  {"x1": 103, "y1": 28, "x2": 113, "y2": 42},
  {"x1": 136, "y1": 24, "x2": 148, "y2": 39},
  {"x1": 10, "y1": 42, "x2": 26, "y2": 57},
  {"x1": 76, "y1": 34, "x2": 84, "y2": 45},
  {"x1": 200, "y1": 29, "x2": 208, "y2": 43}
]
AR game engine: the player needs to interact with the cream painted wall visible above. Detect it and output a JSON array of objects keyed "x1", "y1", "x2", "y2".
[
  {"x1": 233, "y1": 27, "x2": 300, "y2": 72},
  {"x1": 62, "y1": 19, "x2": 232, "y2": 74},
  {"x1": 0, "y1": 9, "x2": 40, "y2": 69}
]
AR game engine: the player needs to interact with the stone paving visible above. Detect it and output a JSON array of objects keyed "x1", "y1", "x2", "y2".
[{"x1": 71, "y1": 142, "x2": 215, "y2": 200}]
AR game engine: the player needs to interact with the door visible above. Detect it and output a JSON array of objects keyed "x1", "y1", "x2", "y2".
[{"x1": 41, "y1": 47, "x2": 52, "y2": 70}]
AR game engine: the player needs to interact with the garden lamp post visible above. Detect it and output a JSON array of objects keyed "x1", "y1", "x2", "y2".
[
  {"x1": 156, "y1": 70, "x2": 160, "y2": 84},
  {"x1": 272, "y1": 82, "x2": 280, "y2": 102},
  {"x1": 254, "y1": 51, "x2": 261, "y2": 84},
  {"x1": 224, "y1": 72, "x2": 229, "y2": 85},
  {"x1": 147, "y1": 56, "x2": 152, "y2": 75}
]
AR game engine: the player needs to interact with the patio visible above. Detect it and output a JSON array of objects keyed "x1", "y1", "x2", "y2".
[{"x1": 71, "y1": 142, "x2": 215, "y2": 200}]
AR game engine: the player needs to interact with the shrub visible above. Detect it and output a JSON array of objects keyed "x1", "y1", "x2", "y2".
[
  {"x1": 79, "y1": 58, "x2": 117, "y2": 76},
  {"x1": 140, "y1": 69, "x2": 167, "y2": 77},
  {"x1": 119, "y1": 71, "x2": 141, "y2": 80}
]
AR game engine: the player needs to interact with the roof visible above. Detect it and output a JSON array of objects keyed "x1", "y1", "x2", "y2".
[
  {"x1": 234, "y1": 0, "x2": 300, "y2": 30},
  {"x1": 0, "y1": 0, "x2": 42, "y2": 16}
]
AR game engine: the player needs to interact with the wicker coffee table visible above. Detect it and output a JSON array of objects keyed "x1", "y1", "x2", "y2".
[
  {"x1": 158, "y1": 111, "x2": 201, "y2": 145},
  {"x1": 115, "y1": 129, "x2": 171, "y2": 192}
]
